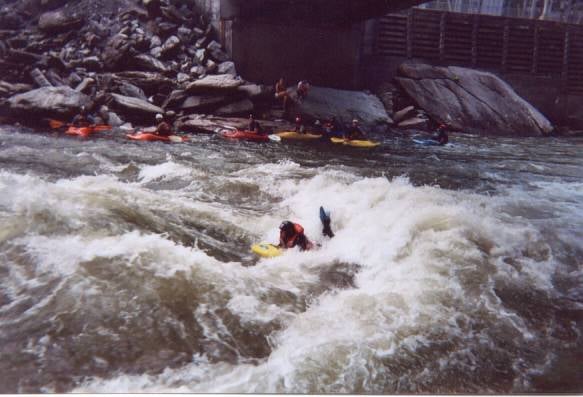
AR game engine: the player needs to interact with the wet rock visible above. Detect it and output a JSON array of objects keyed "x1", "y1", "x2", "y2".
[
  {"x1": 205, "y1": 59, "x2": 218, "y2": 74},
  {"x1": 295, "y1": 86, "x2": 391, "y2": 133},
  {"x1": 6, "y1": 49, "x2": 43, "y2": 64},
  {"x1": 393, "y1": 105, "x2": 416, "y2": 124},
  {"x1": 215, "y1": 98, "x2": 254, "y2": 116},
  {"x1": 185, "y1": 74, "x2": 244, "y2": 93},
  {"x1": 206, "y1": 40, "x2": 229, "y2": 63},
  {"x1": 67, "y1": 72, "x2": 82, "y2": 87},
  {"x1": 38, "y1": 10, "x2": 83, "y2": 33},
  {"x1": 134, "y1": 54, "x2": 168, "y2": 73},
  {"x1": 110, "y1": 93, "x2": 163, "y2": 118},
  {"x1": 217, "y1": 61, "x2": 236, "y2": 77},
  {"x1": 8, "y1": 86, "x2": 92, "y2": 119},
  {"x1": 395, "y1": 62, "x2": 554, "y2": 136}
]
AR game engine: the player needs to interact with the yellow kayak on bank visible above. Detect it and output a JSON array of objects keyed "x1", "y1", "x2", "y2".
[
  {"x1": 330, "y1": 137, "x2": 381, "y2": 148},
  {"x1": 251, "y1": 243, "x2": 282, "y2": 258},
  {"x1": 276, "y1": 131, "x2": 323, "y2": 140}
]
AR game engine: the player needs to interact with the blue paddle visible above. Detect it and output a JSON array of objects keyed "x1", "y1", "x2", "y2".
[{"x1": 320, "y1": 206, "x2": 334, "y2": 238}]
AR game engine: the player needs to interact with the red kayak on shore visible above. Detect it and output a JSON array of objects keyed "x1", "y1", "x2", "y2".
[
  {"x1": 220, "y1": 130, "x2": 270, "y2": 142},
  {"x1": 126, "y1": 133, "x2": 188, "y2": 142}
]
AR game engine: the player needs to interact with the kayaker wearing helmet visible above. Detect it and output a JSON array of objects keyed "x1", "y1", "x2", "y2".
[
  {"x1": 432, "y1": 123, "x2": 449, "y2": 145},
  {"x1": 154, "y1": 113, "x2": 172, "y2": 136},
  {"x1": 278, "y1": 221, "x2": 314, "y2": 251},
  {"x1": 71, "y1": 106, "x2": 94, "y2": 127},
  {"x1": 345, "y1": 118, "x2": 365, "y2": 141}
]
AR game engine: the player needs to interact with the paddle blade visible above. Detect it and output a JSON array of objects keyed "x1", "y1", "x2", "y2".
[
  {"x1": 49, "y1": 119, "x2": 65, "y2": 129},
  {"x1": 268, "y1": 134, "x2": 282, "y2": 142},
  {"x1": 319, "y1": 206, "x2": 334, "y2": 238}
]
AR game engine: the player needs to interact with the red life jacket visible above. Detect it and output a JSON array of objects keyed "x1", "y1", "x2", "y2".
[{"x1": 280, "y1": 223, "x2": 306, "y2": 249}]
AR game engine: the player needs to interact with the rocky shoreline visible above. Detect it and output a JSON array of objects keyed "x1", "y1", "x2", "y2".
[{"x1": 0, "y1": 0, "x2": 572, "y2": 137}]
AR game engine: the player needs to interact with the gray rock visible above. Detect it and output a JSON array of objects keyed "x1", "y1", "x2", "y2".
[
  {"x1": 163, "y1": 89, "x2": 187, "y2": 108},
  {"x1": 205, "y1": 59, "x2": 218, "y2": 74},
  {"x1": 103, "y1": 33, "x2": 131, "y2": 70},
  {"x1": 397, "y1": 116, "x2": 429, "y2": 130},
  {"x1": 150, "y1": 46, "x2": 162, "y2": 58},
  {"x1": 181, "y1": 95, "x2": 227, "y2": 111},
  {"x1": 161, "y1": 35, "x2": 181, "y2": 58},
  {"x1": 194, "y1": 48, "x2": 206, "y2": 65},
  {"x1": 74, "y1": 78, "x2": 95, "y2": 94},
  {"x1": 215, "y1": 98, "x2": 254, "y2": 116},
  {"x1": 185, "y1": 74, "x2": 244, "y2": 93},
  {"x1": 134, "y1": 54, "x2": 168, "y2": 73},
  {"x1": 110, "y1": 93, "x2": 163, "y2": 117},
  {"x1": 38, "y1": 10, "x2": 83, "y2": 33},
  {"x1": 112, "y1": 71, "x2": 175, "y2": 95},
  {"x1": 295, "y1": 86, "x2": 392, "y2": 133},
  {"x1": 206, "y1": 40, "x2": 230, "y2": 63},
  {"x1": 190, "y1": 65, "x2": 206, "y2": 77},
  {"x1": 0, "y1": 81, "x2": 33, "y2": 97},
  {"x1": 236, "y1": 84, "x2": 268, "y2": 99},
  {"x1": 119, "y1": 82, "x2": 147, "y2": 101},
  {"x1": 8, "y1": 86, "x2": 92, "y2": 118},
  {"x1": 395, "y1": 62, "x2": 553, "y2": 136},
  {"x1": 150, "y1": 35, "x2": 162, "y2": 48},
  {"x1": 177, "y1": 73, "x2": 190, "y2": 84},
  {"x1": 177, "y1": 26, "x2": 192, "y2": 42},
  {"x1": 81, "y1": 56, "x2": 102, "y2": 71},
  {"x1": 30, "y1": 68, "x2": 53, "y2": 88},
  {"x1": 217, "y1": 61, "x2": 236, "y2": 77},
  {"x1": 393, "y1": 105, "x2": 417, "y2": 124}
]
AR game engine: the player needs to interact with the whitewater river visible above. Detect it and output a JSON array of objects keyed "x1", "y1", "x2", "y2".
[{"x1": 0, "y1": 125, "x2": 581, "y2": 393}]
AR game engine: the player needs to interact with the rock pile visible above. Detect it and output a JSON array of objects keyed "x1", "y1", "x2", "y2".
[{"x1": 0, "y1": 0, "x2": 271, "y2": 127}]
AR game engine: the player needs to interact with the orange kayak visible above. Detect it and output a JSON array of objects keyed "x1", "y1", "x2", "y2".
[{"x1": 66, "y1": 126, "x2": 95, "y2": 137}]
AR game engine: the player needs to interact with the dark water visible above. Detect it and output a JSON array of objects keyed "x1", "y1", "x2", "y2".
[{"x1": 0, "y1": 125, "x2": 581, "y2": 393}]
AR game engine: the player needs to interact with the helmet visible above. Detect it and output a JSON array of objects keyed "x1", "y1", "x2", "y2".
[
  {"x1": 279, "y1": 221, "x2": 294, "y2": 233},
  {"x1": 155, "y1": 113, "x2": 163, "y2": 120},
  {"x1": 352, "y1": 118, "x2": 359, "y2": 124},
  {"x1": 315, "y1": 120, "x2": 321, "y2": 126}
]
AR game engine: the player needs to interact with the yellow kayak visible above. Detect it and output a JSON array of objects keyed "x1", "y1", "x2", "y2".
[
  {"x1": 331, "y1": 137, "x2": 381, "y2": 148},
  {"x1": 276, "y1": 131, "x2": 322, "y2": 140},
  {"x1": 251, "y1": 243, "x2": 282, "y2": 258}
]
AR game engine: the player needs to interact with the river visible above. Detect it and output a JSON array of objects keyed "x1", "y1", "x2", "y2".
[{"x1": 0, "y1": 125, "x2": 581, "y2": 393}]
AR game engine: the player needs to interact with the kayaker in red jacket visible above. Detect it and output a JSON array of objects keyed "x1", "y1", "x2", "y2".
[
  {"x1": 154, "y1": 113, "x2": 172, "y2": 137},
  {"x1": 278, "y1": 221, "x2": 314, "y2": 251}
]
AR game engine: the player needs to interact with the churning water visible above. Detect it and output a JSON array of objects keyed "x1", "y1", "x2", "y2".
[{"x1": 0, "y1": 126, "x2": 581, "y2": 393}]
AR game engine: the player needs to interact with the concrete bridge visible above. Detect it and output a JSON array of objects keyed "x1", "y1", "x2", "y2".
[{"x1": 193, "y1": 0, "x2": 429, "y2": 88}]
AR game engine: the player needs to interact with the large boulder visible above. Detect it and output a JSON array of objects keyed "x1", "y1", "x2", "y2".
[
  {"x1": 295, "y1": 86, "x2": 392, "y2": 133},
  {"x1": 38, "y1": 10, "x2": 83, "y2": 33},
  {"x1": 8, "y1": 86, "x2": 91, "y2": 119},
  {"x1": 395, "y1": 62, "x2": 554, "y2": 136},
  {"x1": 185, "y1": 74, "x2": 244, "y2": 93},
  {"x1": 110, "y1": 93, "x2": 163, "y2": 119}
]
